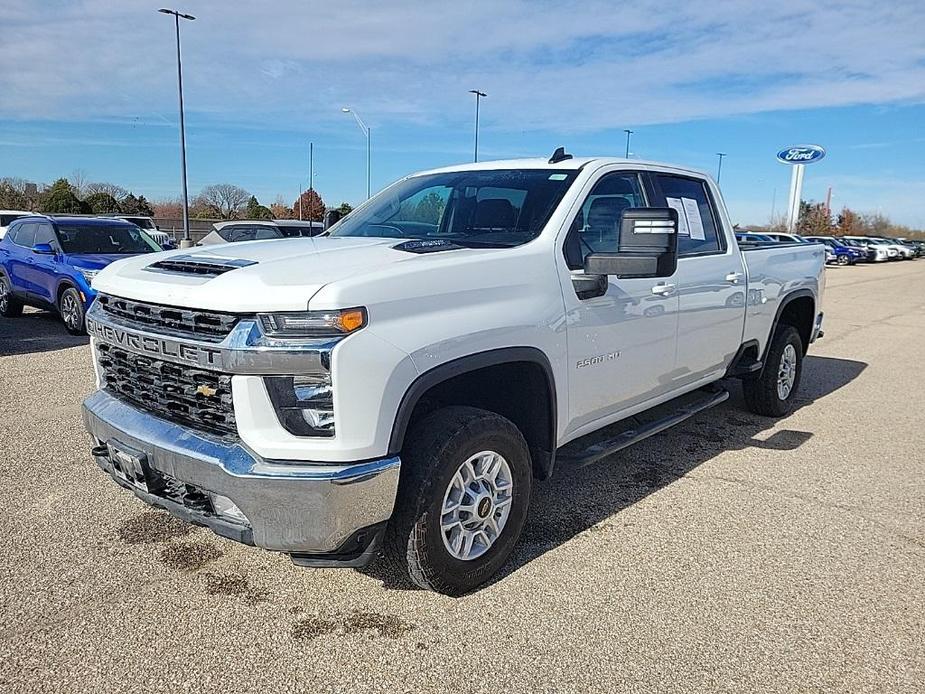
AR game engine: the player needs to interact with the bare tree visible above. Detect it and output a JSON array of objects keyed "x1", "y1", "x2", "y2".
[
  {"x1": 198, "y1": 184, "x2": 252, "y2": 219},
  {"x1": 69, "y1": 169, "x2": 89, "y2": 198},
  {"x1": 85, "y1": 181, "x2": 128, "y2": 199}
]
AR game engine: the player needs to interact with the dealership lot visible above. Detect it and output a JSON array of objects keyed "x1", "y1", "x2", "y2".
[{"x1": 1, "y1": 261, "x2": 923, "y2": 693}]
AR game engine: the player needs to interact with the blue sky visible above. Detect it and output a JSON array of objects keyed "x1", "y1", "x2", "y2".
[{"x1": 2, "y1": 1, "x2": 924, "y2": 228}]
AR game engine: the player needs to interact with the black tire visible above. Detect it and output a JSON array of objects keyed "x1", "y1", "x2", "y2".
[
  {"x1": 383, "y1": 406, "x2": 532, "y2": 596},
  {"x1": 743, "y1": 325, "x2": 803, "y2": 417},
  {"x1": 59, "y1": 286, "x2": 86, "y2": 335},
  {"x1": 0, "y1": 274, "x2": 24, "y2": 318},
  {"x1": 836, "y1": 254, "x2": 849, "y2": 265}
]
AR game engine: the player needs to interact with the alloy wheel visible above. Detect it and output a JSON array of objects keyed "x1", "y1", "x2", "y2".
[
  {"x1": 440, "y1": 450, "x2": 514, "y2": 561},
  {"x1": 777, "y1": 343, "x2": 797, "y2": 400}
]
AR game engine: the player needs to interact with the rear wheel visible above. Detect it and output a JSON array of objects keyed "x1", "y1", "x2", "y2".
[
  {"x1": 743, "y1": 325, "x2": 803, "y2": 417},
  {"x1": 384, "y1": 406, "x2": 532, "y2": 596},
  {"x1": 59, "y1": 287, "x2": 86, "y2": 335},
  {"x1": 0, "y1": 274, "x2": 24, "y2": 318}
]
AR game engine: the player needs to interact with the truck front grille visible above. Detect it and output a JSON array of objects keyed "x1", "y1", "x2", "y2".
[
  {"x1": 97, "y1": 294, "x2": 243, "y2": 342},
  {"x1": 97, "y1": 343, "x2": 236, "y2": 437}
]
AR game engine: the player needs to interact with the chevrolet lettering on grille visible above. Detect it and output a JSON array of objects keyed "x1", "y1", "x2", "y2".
[{"x1": 86, "y1": 317, "x2": 223, "y2": 369}]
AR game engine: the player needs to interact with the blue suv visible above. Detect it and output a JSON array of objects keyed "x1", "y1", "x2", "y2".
[{"x1": 0, "y1": 215, "x2": 162, "y2": 334}]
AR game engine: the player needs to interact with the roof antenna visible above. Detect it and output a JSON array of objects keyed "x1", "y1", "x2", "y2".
[{"x1": 548, "y1": 146, "x2": 573, "y2": 164}]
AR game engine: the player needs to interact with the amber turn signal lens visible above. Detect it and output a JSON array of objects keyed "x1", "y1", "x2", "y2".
[{"x1": 338, "y1": 309, "x2": 366, "y2": 333}]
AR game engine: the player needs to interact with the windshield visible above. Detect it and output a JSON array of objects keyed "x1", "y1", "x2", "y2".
[
  {"x1": 57, "y1": 223, "x2": 161, "y2": 254},
  {"x1": 329, "y1": 169, "x2": 579, "y2": 247},
  {"x1": 122, "y1": 217, "x2": 155, "y2": 229}
]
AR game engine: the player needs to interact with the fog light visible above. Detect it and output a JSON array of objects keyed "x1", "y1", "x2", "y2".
[
  {"x1": 265, "y1": 373, "x2": 335, "y2": 437},
  {"x1": 210, "y1": 494, "x2": 249, "y2": 524}
]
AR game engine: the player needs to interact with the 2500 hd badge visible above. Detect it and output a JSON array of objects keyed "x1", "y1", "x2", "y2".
[{"x1": 86, "y1": 317, "x2": 223, "y2": 368}]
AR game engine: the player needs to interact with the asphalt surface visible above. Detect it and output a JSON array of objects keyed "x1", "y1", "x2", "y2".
[{"x1": 1, "y1": 260, "x2": 923, "y2": 693}]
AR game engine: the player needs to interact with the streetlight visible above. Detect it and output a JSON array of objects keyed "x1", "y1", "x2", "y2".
[
  {"x1": 158, "y1": 8, "x2": 195, "y2": 247},
  {"x1": 342, "y1": 107, "x2": 370, "y2": 199},
  {"x1": 469, "y1": 90, "x2": 487, "y2": 162},
  {"x1": 623, "y1": 129, "x2": 634, "y2": 158},
  {"x1": 716, "y1": 152, "x2": 727, "y2": 183}
]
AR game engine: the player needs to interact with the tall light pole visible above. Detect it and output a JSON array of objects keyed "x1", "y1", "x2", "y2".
[
  {"x1": 716, "y1": 152, "x2": 726, "y2": 183},
  {"x1": 158, "y1": 8, "x2": 195, "y2": 247},
  {"x1": 469, "y1": 90, "x2": 487, "y2": 162},
  {"x1": 342, "y1": 107, "x2": 370, "y2": 199},
  {"x1": 623, "y1": 129, "x2": 634, "y2": 158}
]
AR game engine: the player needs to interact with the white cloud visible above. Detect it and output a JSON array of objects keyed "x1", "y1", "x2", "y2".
[{"x1": 1, "y1": 0, "x2": 924, "y2": 129}]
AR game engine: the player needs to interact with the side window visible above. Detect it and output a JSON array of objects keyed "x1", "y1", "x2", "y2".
[
  {"x1": 12, "y1": 222, "x2": 36, "y2": 248},
  {"x1": 563, "y1": 172, "x2": 646, "y2": 270},
  {"x1": 33, "y1": 223, "x2": 58, "y2": 248},
  {"x1": 654, "y1": 175, "x2": 722, "y2": 255}
]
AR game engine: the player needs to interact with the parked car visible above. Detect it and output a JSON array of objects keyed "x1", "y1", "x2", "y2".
[
  {"x1": 762, "y1": 232, "x2": 811, "y2": 244},
  {"x1": 0, "y1": 210, "x2": 32, "y2": 239},
  {"x1": 842, "y1": 235, "x2": 895, "y2": 261},
  {"x1": 110, "y1": 215, "x2": 176, "y2": 249},
  {"x1": 81, "y1": 152, "x2": 825, "y2": 595},
  {"x1": 858, "y1": 236, "x2": 912, "y2": 260},
  {"x1": 0, "y1": 215, "x2": 162, "y2": 334},
  {"x1": 198, "y1": 219, "x2": 325, "y2": 245},
  {"x1": 897, "y1": 238, "x2": 925, "y2": 257},
  {"x1": 803, "y1": 236, "x2": 865, "y2": 265},
  {"x1": 882, "y1": 237, "x2": 921, "y2": 258},
  {"x1": 835, "y1": 236, "x2": 882, "y2": 262},
  {"x1": 735, "y1": 232, "x2": 776, "y2": 244}
]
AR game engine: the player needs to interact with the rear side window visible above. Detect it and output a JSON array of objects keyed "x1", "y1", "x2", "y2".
[
  {"x1": 11, "y1": 222, "x2": 36, "y2": 248},
  {"x1": 655, "y1": 175, "x2": 722, "y2": 255}
]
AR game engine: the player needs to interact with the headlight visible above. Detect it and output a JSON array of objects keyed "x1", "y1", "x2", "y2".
[
  {"x1": 265, "y1": 373, "x2": 334, "y2": 437},
  {"x1": 258, "y1": 308, "x2": 366, "y2": 338},
  {"x1": 78, "y1": 268, "x2": 99, "y2": 283}
]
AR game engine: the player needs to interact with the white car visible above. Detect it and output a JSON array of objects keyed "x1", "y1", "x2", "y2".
[
  {"x1": 109, "y1": 215, "x2": 174, "y2": 248},
  {"x1": 843, "y1": 236, "x2": 895, "y2": 261},
  {"x1": 198, "y1": 219, "x2": 325, "y2": 245},
  {"x1": 81, "y1": 152, "x2": 825, "y2": 595},
  {"x1": 0, "y1": 210, "x2": 32, "y2": 239}
]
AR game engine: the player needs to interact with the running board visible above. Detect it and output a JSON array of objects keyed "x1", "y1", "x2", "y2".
[{"x1": 555, "y1": 388, "x2": 730, "y2": 468}]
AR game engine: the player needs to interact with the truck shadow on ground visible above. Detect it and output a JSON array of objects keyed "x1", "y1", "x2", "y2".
[
  {"x1": 0, "y1": 308, "x2": 88, "y2": 356},
  {"x1": 358, "y1": 354, "x2": 866, "y2": 593}
]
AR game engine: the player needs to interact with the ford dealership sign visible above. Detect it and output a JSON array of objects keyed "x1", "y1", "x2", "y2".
[{"x1": 777, "y1": 145, "x2": 826, "y2": 164}]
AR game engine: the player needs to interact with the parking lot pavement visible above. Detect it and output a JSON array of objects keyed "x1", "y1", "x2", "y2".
[{"x1": 1, "y1": 261, "x2": 923, "y2": 694}]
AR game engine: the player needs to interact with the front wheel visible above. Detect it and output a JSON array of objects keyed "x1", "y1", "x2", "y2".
[
  {"x1": 59, "y1": 287, "x2": 86, "y2": 335},
  {"x1": 836, "y1": 254, "x2": 849, "y2": 265},
  {"x1": 384, "y1": 406, "x2": 532, "y2": 596},
  {"x1": 743, "y1": 325, "x2": 804, "y2": 417}
]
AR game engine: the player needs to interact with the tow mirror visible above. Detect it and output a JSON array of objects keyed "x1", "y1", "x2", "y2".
[
  {"x1": 32, "y1": 242, "x2": 55, "y2": 255},
  {"x1": 324, "y1": 209, "x2": 342, "y2": 230},
  {"x1": 583, "y1": 207, "x2": 678, "y2": 279}
]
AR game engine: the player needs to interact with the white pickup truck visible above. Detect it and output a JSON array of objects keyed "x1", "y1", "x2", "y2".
[{"x1": 83, "y1": 151, "x2": 825, "y2": 595}]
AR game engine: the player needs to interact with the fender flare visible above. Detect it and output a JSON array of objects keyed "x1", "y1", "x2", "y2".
[
  {"x1": 763, "y1": 288, "x2": 815, "y2": 360},
  {"x1": 387, "y1": 347, "x2": 558, "y2": 476}
]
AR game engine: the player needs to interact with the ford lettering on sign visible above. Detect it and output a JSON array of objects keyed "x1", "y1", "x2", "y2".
[{"x1": 777, "y1": 145, "x2": 826, "y2": 164}]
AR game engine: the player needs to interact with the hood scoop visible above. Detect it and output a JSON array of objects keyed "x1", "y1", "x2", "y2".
[{"x1": 146, "y1": 254, "x2": 258, "y2": 277}]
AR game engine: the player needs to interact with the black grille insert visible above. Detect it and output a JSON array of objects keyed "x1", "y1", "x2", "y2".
[
  {"x1": 98, "y1": 342, "x2": 236, "y2": 437},
  {"x1": 97, "y1": 294, "x2": 243, "y2": 341},
  {"x1": 147, "y1": 254, "x2": 257, "y2": 277}
]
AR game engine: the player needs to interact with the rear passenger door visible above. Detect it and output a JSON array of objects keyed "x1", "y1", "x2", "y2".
[{"x1": 651, "y1": 173, "x2": 746, "y2": 386}]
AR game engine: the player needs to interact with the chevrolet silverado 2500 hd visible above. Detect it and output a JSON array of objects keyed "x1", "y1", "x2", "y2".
[{"x1": 82, "y1": 152, "x2": 825, "y2": 595}]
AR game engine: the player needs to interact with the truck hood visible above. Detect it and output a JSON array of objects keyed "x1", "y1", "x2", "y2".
[{"x1": 90, "y1": 237, "x2": 473, "y2": 311}]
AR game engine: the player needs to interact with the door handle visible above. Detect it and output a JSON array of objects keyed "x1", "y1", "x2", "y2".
[
  {"x1": 651, "y1": 283, "x2": 676, "y2": 296},
  {"x1": 725, "y1": 272, "x2": 744, "y2": 285}
]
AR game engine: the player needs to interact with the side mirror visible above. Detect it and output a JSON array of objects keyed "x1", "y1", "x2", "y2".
[
  {"x1": 583, "y1": 207, "x2": 678, "y2": 279},
  {"x1": 32, "y1": 242, "x2": 55, "y2": 255},
  {"x1": 324, "y1": 210, "x2": 342, "y2": 230}
]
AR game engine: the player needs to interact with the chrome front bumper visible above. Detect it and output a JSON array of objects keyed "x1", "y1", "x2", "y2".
[{"x1": 83, "y1": 390, "x2": 400, "y2": 561}]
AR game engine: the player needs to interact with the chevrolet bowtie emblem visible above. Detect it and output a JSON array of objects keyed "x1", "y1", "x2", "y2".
[{"x1": 196, "y1": 384, "x2": 218, "y2": 397}]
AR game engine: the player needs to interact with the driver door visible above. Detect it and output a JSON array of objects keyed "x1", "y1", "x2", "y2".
[{"x1": 561, "y1": 170, "x2": 680, "y2": 436}]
